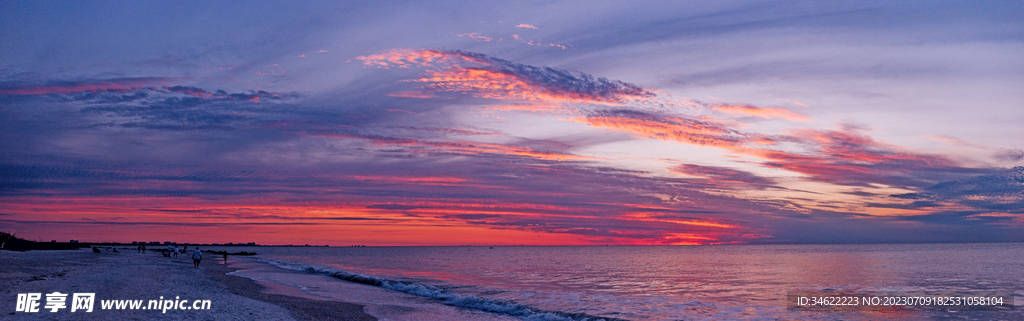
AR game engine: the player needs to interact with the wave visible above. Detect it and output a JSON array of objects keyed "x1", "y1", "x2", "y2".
[{"x1": 255, "y1": 258, "x2": 625, "y2": 321}]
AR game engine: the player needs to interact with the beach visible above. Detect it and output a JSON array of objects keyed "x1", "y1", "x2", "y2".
[{"x1": 0, "y1": 248, "x2": 375, "y2": 320}]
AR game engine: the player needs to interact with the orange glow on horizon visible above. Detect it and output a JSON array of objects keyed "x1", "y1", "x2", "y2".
[
  {"x1": 1, "y1": 194, "x2": 752, "y2": 246},
  {"x1": 621, "y1": 212, "x2": 740, "y2": 229}
]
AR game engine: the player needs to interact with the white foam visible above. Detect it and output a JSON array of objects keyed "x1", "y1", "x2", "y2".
[
  {"x1": 252, "y1": 258, "x2": 618, "y2": 321},
  {"x1": 229, "y1": 258, "x2": 521, "y2": 321}
]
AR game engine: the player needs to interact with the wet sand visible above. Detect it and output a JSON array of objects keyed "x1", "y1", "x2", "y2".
[{"x1": 0, "y1": 248, "x2": 375, "y2": 320}]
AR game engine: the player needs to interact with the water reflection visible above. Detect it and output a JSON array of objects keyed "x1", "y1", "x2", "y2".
[{"x1": 248, "y1": 243, "x2": 1023, "y2": 320}]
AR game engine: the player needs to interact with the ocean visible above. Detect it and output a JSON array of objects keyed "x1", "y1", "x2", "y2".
[{"x1": 210, "y1": 243, "x2": 1023, "y2": 320}]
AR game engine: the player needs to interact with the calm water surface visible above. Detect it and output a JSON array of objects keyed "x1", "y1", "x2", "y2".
[{"x1": 221, "y1": 243, "x2": 1023, "y2": 320}]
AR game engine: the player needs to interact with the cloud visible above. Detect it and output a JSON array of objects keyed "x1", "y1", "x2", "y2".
[
  {"x1": 515, "y1": 24, "x2": 538, "y2": 29},
  {"x1": 0, "y1": 78, "x2": 173, "y2": 96},
  {"x1": 509, "y1": 34, "x2": 569, "y2": 49},
  {"x1": 357, "y1": 49, "x2": 978, "y2": 191},
  {"x1": 357, "y1": 49, "x2": 654, "y2": 104},
  {"x1": 669, "y1": 164, "x2": 777, "y2": 187},
  {"x1": 896, "y1": 210, "x2": 1017, "y2": 225},
  {"x1": 455, "y1": 32, "x2": 492, "y2": 42},
  {"x1": 388, "y1": 127, "x2": 500, "y2": 136},
  {"x1": 322, "y1": 133, "x2": 598, "y2": 162},
  {"x1": 1, "y1": 125, "x2": 798, "y2": 245},
  {"x1": 162, "y1": 86, "x2": 292, "y2": 102},
  {"x1": 994, "y1": 150, "x2": 1024, "y2": 162},
  {"x1": 891, "y1": 166, "x2": 1024, "y2": 212},
  {"x1": 355, "y1": 48, "x2": 451, "y2": 69},
  {"x1": 1, "y1": 78, "x2": 292, "y2": 105},
  {"x1": 4, "y1": 47, "x2": 1019, "y2": 245},
  {"x1": 709, "y1": 103, "x2": 810, "y2": 121},
  {"x1": 0, "y1": 219, "x2": 322, "y2": 227},
  {"x1": 580, "y1": 109, "x2": 750, "y2": 147},
  {"x1": 4, "y1": 82, "x2": 299, "y2": 131}
]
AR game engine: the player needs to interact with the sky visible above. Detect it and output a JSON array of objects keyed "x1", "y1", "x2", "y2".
[{"x1": 2, "y1": 1, "x2": 1022, "y2": 245}]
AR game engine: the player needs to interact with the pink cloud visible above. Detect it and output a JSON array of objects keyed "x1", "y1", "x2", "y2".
[{"x1": 711, "y1": 103, "x2": 810, "y2": 121}]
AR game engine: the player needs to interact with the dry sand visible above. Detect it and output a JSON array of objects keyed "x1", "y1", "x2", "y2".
[{"x1": 0, "y1": 248, "x2": 376, "y2": 320}]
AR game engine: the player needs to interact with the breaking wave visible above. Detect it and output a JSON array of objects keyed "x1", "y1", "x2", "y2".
[{"x1": 256, "y1": 258, "x2": 623, "y2": 321}]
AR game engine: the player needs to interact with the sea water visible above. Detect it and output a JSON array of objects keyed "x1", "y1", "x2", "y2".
[{"x1": 215, "y1": 243, "x2": 1023, "y2": 320}]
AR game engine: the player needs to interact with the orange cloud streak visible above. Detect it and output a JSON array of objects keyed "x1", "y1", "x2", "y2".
[
  {"x1": 355, "y1": 49, "x2": 451, "y2": 69},
  {"x1": 357, "y1": 49, "x2": 653, "y2": 105},
  {"x1": 711, "y1": 104, "x2": 810, "y2": 121},
  {"x1": 579, "y1": 114, "x2": 746, "y2": 147}
]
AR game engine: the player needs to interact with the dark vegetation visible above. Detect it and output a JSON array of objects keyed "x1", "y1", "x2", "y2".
[
  {"x1": 1, "y1": 231, "x2": 90, "y2": 251},
  {"x1": 1, "y1": 231, "x2": 260, "y2": 255}
]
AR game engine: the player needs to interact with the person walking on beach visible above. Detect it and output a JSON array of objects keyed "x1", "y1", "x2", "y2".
[{"x1": 192, "y1": 247, "x2": 202, "y2": 268}]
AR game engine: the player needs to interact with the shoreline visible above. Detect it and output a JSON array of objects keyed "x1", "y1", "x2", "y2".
[
  {"x1": 0, "y1": 248, "x2": 376, "y2": 320},
  {"x1": 203, "y1": 257, "x2": 376, "y2": 321}
]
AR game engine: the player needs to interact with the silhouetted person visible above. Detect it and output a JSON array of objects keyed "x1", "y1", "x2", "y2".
[
  {"x1": 141, "y1": 244, "x2": 146, "y2": 253},
  {"x1": 192, "y1": 248, "x2": 202, "y2": 268}
]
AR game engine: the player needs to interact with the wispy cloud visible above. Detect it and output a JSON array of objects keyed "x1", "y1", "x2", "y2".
[
  {"x1": 709, "y1": 103, "x2": 810, "y2": 121},
  {"x1": 455, "y1": 32, "x2": 492, "y2": 42},
  {"x1": 0, "y1": 78, "x2": 174, "y2": 96},
  {"x1": 891, "y1": 167, "x2": 1024, "y2": 212},
  {"x1": 579, "y1": 109, "x2": 750, "y2": 147},
  {"x1": 670, "y1": 164, "x2": 777, "y2": 187},
  {"x1": 316, "y1": 133, "x2": 597, "y2": 162}
]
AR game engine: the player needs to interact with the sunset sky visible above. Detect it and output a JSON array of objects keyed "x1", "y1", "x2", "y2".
[{"x1": 2, "y1": 1, "x2": 1022, "y2": 245}]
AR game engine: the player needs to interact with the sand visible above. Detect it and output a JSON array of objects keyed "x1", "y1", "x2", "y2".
[{"x1": 0, "y1": 248, "x2": 376, "y2": 320}]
